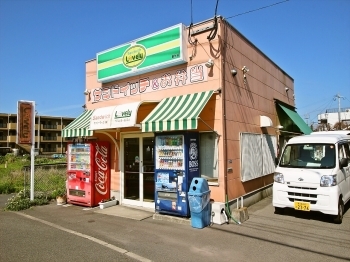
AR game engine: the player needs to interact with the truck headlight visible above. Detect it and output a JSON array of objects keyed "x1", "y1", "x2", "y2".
[
  {"x1": 274, "y1": 172, "x2": 284, "y2": 184},
  {"x1": 320, "y1": 175, "x2": 337, "y2": 187}
]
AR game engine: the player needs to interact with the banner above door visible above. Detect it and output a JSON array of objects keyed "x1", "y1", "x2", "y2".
[{"x1": 90, "y1": 101, "x2": 156, "y2": 130}]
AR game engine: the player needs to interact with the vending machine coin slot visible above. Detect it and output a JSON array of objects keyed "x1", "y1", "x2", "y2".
[{"x1": 68, "y1": 172, "x2": 76, "y2": 180}]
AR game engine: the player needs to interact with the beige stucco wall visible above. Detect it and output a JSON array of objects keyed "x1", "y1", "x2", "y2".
[{"x1": 220, "y1": 19, "x2": 294, "y2": 201}]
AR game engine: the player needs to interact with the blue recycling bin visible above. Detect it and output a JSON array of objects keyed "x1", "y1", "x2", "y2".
[{"x1": 188, "y1": 178, "x2": 211, "y2": 229}]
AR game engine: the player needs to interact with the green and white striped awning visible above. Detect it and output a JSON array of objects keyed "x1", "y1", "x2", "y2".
[
  {"x1": 62, "y1": 110, "x2": 94, "y2": 138},
  {"x1": 141, "y1": 90, "x2": 213, "y2": 132}
]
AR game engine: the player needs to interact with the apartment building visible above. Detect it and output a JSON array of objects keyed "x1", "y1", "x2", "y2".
[{"x1": 0, "y1": 113, "x2": 74, "y2": 155}]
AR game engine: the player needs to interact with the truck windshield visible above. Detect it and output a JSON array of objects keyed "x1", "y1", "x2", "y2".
[{"x1": 279, "y1": 143, "x2": 335, "y2": 169}]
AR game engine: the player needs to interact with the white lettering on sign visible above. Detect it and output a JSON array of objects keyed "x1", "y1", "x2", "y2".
[
  {"x1": 94, "y1": 144, "x2": 108, "y2": 195},
  {"x1": 91, "y1": 63, "x2": 207, "y2": 103}
]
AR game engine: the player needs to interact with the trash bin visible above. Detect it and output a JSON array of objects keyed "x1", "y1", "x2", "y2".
[{"x1": 188, "y1": 178, "x2": 211, "y2": 229}]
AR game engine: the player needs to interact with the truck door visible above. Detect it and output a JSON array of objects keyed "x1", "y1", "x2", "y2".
[{"x1": 339, "y1": 143, "x2": 350, "y2": 202}]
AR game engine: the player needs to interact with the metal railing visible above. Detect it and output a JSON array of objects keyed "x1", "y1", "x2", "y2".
[
  {"x1": 43, "y1": 137, "x2": 57, "y2": 141},
  {"x1": 325, "y1": 107, "x2": 350, "y2": 113},
  {"x1": 43, "y1": 125, "x2": 58, "y2": 129}
]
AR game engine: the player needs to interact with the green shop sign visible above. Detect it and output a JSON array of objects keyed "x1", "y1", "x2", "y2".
[{"x1": 97, "y1": 24, "x2": 188, "y2": 83}]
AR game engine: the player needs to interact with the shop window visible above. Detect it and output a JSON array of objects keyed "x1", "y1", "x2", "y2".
[
  {"x1": 199, "y1": 132, "x2": 218, "y2": 183},
  {"x1": 240, "y1": 133, "x2": 277, "y2": 182}
]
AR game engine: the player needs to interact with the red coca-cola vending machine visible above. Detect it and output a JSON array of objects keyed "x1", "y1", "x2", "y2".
[{"x1": 66, "y1": 141, "x2": 110, "y2": 207}]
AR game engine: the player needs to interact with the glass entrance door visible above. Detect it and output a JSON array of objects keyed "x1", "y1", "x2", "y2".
[{"x1": 123, "y1": 134, "x2": 155, "y2": 208}]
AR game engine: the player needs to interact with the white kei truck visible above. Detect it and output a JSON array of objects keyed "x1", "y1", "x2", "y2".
[{"x1": 273, "y1": 131, "x2": 350, "y2": 224}]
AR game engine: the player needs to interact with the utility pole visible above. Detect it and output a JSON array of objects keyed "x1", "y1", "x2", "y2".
[
  {"x1": 304, "y1": 114, "x2": 309, "y2": 125},
  {"x1": 334, "y1": 94, "x2": 344, "y2": 130}
]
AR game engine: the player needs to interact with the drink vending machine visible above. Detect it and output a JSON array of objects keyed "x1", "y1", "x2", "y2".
[
  {"x1": 154, "y1": 132, "x2": 200, "y2": 217},
  {"x1": 66, "y1": 141, "x2": 110, "y2": 207}
]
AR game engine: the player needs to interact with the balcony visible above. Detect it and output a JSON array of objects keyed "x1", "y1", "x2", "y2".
[
  {"x1": 0, "y1": 123, "x2": 7, "y2": 129},
  {"x1": 42, "y1": 137, "x2": 58, "y2": 141},
  {"x1": 8, "y1": 123, "x2": 17, "y2": 129},
  {"x1": 8, "y1": 135, "x2": 17, "y2": 143},
  {"x1": 0, "y1": 136, "x2": 6, "y2": 142},
  {"x1": 42, "y1": 125, "x2": 58, "y2": 130}
]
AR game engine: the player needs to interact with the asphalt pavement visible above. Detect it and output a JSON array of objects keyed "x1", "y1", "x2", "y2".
[{"x1": 1, "y1": 194, "x2": 350, "y2": 262}]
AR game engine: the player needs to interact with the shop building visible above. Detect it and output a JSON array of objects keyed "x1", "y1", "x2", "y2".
[{"x1": 62, "y1": 16, "x2": 311, "y2": 221}]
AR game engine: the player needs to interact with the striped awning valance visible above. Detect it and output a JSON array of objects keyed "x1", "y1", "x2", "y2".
[
  {"x1": 62, "y1": 110, "x2": 94, "y2": 138},
  {"x1": 141, "y1": 90, "x2": 213, "y2": 132}
]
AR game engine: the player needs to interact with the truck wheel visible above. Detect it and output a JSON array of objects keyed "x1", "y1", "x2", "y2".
[
  {"x1": 274, "y1": 207, "x2": 284, "y2": 215},
  {"x1": 333, "y1": 199, "x2": 344, "y2": 224}
]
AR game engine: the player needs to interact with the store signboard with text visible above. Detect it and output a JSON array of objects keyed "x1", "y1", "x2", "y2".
[
  {"x1": 89, "y1": 102, "x2": 143, "y2": 130},
  {"x1": 16, "y1": 101, "x2": 34, "y2": 144},
  {"x1": 97, "y1": 24, "x2": 188, "y2": 83},
  {"x1": 91, "y1": 63, "x2": 207, "y2": 104}
]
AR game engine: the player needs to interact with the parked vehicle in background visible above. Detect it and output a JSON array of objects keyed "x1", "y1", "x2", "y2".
[
  {"x1": 0, "y1": 147, "x2": 12, "y2": 156},
  {"x1": 273, "y1": 131, "x2": 350, "y2": 224}
]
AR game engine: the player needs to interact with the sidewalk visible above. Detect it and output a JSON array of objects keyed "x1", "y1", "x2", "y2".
[
  {"x1": 2, "y1": 194, "x2": 349, "y2": 262},
  {"x1": 0, "y1": 193, "x2": 271, "y2": 224}
]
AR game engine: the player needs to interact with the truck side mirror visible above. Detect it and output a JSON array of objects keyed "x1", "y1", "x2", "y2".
[
  {"x1": 275, "y1": 157, "x2": 279, "y2": 166},
  {"x1": 339, "y1": 158, "x2": 349, "y2": 168}
]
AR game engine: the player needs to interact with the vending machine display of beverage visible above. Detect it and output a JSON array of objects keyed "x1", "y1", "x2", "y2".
[
  {"x1": 154, "y1": 132, "x2": 200, "y2": 217},
  {"x1": 66, "y1": 141, "x2": 110, "y2": 207}
]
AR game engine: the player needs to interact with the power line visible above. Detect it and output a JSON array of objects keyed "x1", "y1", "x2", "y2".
[
  {"x1": 188, "y1": 0, "x2": 197, "y2": 45},
  {"x1": 225, "y1": 0, "x2": 289, "y2": 19},
  {"x1": 207, "y1": 0, "x2": 220, "y2": 41}
]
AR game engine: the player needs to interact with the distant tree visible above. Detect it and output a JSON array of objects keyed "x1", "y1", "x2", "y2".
[
  {"x1": 315, "y1": 123, "x2": 332, "y2": 131},
  {"x1": 333, "y1": 121, "x2": 349, "y2": 130}
]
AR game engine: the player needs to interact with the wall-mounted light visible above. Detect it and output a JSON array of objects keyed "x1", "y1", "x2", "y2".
[
  {"x1": 84, "y1": 90, "x2": 91, "y2": 95},
  {"x1": 285, "y1": 87, "x2": 289, "y2": 92},
  {"x1": 231, "y1": 69, "x2": 237, "y2": 77},
  {"x1": 242, "y1": 66, "x2": 249, "y2": 78},
  {"x1": 205, "y1": 59, "x2": 214, "y2": 68}
]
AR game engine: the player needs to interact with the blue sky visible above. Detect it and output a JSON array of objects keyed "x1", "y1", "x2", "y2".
[{"x1": 0, "y1": 0, "x2": 349, "y2": 126}]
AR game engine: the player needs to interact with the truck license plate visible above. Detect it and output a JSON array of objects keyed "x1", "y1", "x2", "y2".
[{"x1": 294, "y1": 201, "x2": 310, "y2": 211}]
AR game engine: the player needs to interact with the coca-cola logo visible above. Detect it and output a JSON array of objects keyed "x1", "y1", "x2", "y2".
[{"x1": 95, "y1": 144, "x2": 108, "y2": 195}]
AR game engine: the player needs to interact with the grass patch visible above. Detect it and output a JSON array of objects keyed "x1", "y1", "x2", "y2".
[
  {"x1": 1, "y1": 154, "x2": 67, "y2": 211},
  {"x1": 0, "y1": 154, "x2": 66, "y2": 194}
]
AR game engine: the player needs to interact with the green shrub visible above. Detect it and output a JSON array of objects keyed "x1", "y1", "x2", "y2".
[
  {"x1": 0, "y1": 183, "x2": 16, "y2": 194},
  {"x1": 4, "y1": 189, "x2": 52, "y2": 211},
  {"x1": 4, "y1": 153, "x2": 17, "y2": 163},
  {"x1": 35, "y1": 158, "x2": 51, "y2": 165},
  {"x1": 51, "y1": 187, "x2": 67, "y2": 198}
]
